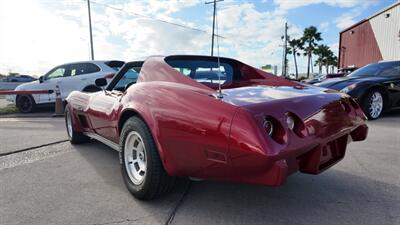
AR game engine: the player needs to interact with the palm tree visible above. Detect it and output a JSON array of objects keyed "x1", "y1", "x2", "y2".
[
  {"x1": 301, "y1": 26, "x2": 322, "y2": 78},
  {"x1": 314, "y1": 44, "x2": 330, "y2": 74},
  {"x1": 328, "y1": 55, "x2": 338, "y2": 73},
  {"x1": 287, "y1": 38, "x2": 303, "y2": 79}
]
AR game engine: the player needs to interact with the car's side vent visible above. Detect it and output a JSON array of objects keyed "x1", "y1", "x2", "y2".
[
  {"x1": 78, "y1": 115, "x2": 89, "y2": 128},
  {"x1": 205, "y1": 150, "x2": 227, "y2": 163}
]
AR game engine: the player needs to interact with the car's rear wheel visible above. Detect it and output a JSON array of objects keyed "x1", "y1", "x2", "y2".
[
  {"x1": 362, "y1": 90, "x2": 384, "y2": 120},
  {"x1": 120, "y1": 117, "x2": 175, "y2": 200},
  {"x1": 16, "y1": 95, "x2": 35, "y2": 113},
  {"x1": 65, "y1": 106, "x2": 89, "y2": 144}
]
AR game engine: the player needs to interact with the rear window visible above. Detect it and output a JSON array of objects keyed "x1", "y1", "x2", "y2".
[{"x1": 165, "y1": 59, "x2": 234, "y2": 85}]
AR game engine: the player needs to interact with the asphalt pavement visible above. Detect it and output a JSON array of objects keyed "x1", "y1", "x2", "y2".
[
  {"x1": 0, "y1": 111, "x2": 399, "y2": 225},
  {"x1": 0, "y1": 117, "x2": 67, "y2": 155}
]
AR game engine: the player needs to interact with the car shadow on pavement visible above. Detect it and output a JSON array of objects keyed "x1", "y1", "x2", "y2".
[
  {"x1": 68, "y1": 140, "x2": 399, "y2": 225},
  {"x1": 70, "y1": 140, "x2": 190, "y2": 203}
]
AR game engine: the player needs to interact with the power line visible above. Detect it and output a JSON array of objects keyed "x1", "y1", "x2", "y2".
[
  {"x1": 82, "y1": 0, "x2": 283, "y2": 67},
  {"x1": 89, "y1": 0, "x2": 225, "y2": 39}
]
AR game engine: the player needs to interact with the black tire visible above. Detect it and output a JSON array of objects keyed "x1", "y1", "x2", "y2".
[
  {"x1": 120, "y1": 117, "x2": 175, "y2": 200},
  {"x1": 82, "y1": 85, "x2": 101, "y2": 92},
  {"x1": 361, "y1": 89, "x2": 385, "y2": 120},
  {"x1": 65, "y1": 106, "x2": 89, "y2": 144},
  {"x1": 16, "y1": 95, "x2": 36, "y2": 113}
]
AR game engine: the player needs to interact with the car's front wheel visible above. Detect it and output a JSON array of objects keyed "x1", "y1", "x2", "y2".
[
  {"x1": 120, "y1": 117, "x2": 175, "y2": 200},
  {"x1": 362, "y1": 90, "x2": 385, "y2": 120},
  {"x1": 16, "y1": 95, "x2": 35, "y2": 113},
  {"x1": 65, "y1": 106, "x2": 89, "y2": 144}
]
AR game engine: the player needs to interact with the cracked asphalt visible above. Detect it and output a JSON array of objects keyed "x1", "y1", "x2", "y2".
[{"x1": 0, "y1": 110, "x2": 399, "y2": 225}]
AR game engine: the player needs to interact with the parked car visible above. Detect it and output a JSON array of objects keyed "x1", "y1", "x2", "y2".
[
  {"x1": 65, "y1": 55, "x2": 368, "y2": 200},
  {"x1": 316, "y1": 61, "x2": 400, "y2": 119},
  {"x1": 2, "y1": 75, "x2": 37, "y2": 82},
  {"x1": 304, "y1": 73, "x2": 326, "y2": 84},
  {"x1": 7, "y1": 60, "x2": 124, "y2": 113},
  {"x1": 325, "y1": 68, "x2": 358, "y2": 79}
]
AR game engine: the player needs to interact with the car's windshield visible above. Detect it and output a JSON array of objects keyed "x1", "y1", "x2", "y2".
[{"x1": 349, "y1": 61, "x2": 400, "y2": 77}]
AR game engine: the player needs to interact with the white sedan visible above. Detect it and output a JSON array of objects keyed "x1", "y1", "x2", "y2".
[{"x1": 7, "y1": 60, "x2": 124, "y2": 113}]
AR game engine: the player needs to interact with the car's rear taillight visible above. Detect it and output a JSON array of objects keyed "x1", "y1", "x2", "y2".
[
  {"x1": 263, "y1": 120, "x2": 274, "y2": 136},
  {"x1": 286, "y1": 112, "x2": 306, "y2": 137},
  {"x1": 264, "y1": 116, "x2": 286, "y2": 144},
  {"x1": 104, "y1": 73, "x2": 115, "y2": 79}
]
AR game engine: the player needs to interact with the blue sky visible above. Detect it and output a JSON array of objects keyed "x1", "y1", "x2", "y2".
[{"x1": 0, "y1": 0, "x2": 397, "y2": 75}]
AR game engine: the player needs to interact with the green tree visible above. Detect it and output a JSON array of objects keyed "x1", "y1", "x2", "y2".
[
  {"x1": 314, "y1": 44, "x2": 331, "y2": 74},
  {"x1": 287, "y1": 38, "x2": 303, "y2": 79},
  {"x1": 327, "y1": 55, "x2": 338, "y2": 73},
  {"x1": 301, "y1": 26, "x2": 322, "y2": 78}
]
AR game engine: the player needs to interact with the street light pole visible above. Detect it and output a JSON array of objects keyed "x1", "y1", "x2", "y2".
[
  {"x1": 206, "y1": 0, "x2": 223, "y2": 56},
  {"x1": 281, "y1": 22, "x2": 288, "y2": 77},
  {"x1": 87, "y1": 0, "x2": 94, "y2": 60}
]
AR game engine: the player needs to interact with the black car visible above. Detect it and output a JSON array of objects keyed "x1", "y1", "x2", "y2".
[{"x1": 316, "y1": 61, "x2": 400, "y2": 120}]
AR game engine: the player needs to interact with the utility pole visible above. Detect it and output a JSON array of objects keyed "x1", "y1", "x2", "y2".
[
  {"x1": 205, "y1": 0, "x2": 223, "y2": 56},
  {"x1": 87, "y1": 0, "x2": 94, "y2": 60},
  {"x1": 281, "y1": 22, "x2": 288, "y2": 77}
]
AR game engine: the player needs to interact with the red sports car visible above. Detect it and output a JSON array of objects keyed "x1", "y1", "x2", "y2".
[{"x1": 65, "y1": 55, "x2": 368, "y2": 199}]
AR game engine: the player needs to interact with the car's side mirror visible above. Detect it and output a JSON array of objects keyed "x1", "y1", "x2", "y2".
[
  {"x1": 95, "y1": 78, "x2": 107, "y2": 87},
  {"x1": 39, "y1": 76, "x2": 44, "y2": 83}
]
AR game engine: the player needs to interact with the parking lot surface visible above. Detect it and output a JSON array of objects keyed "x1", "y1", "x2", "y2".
[
  {"x1": 0, "y1": 117, "x2": 66, "y2": 155},
  {"x1": 0, "y1": 111, "x2": 399, "y2": 225}
]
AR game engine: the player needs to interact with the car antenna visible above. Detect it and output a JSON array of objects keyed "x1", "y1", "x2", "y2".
[{"x1": 215, "y1": 3, "x2": 223, "y2": 99}]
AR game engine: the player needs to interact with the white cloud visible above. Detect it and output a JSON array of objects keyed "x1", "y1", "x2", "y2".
[
  {"x1": 330, "y1": 42, "x2": 339, "y2": 56},
  {"x1": 0, "y1": 0, "x2": 205, "y2": 75},
  {"x1": 217, "y1": 2, "x2": 303, "y2": 70},
  {"x1": 274, "y1": 0, "x2": 376, "y2": 11},
  {"x1": 334, "y1": 0, "x2": 377, "y2": 30},
  {"x1": 0, "y1": 0, "x2": 370, "y2": 76},
  {"x1": 335, "y1": 13, "x2": 358, "y2": 30},
  {"x1": 319, "y1": 22, "x2": 330, "y2": 32},
  {"x1": 0, "y1": 0, "x2": 90, "y2": 75}
]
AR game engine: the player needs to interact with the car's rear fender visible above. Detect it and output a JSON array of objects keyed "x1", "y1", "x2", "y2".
[{"x1": 119, "y1": 82, "x2": 237, "y2": 178}]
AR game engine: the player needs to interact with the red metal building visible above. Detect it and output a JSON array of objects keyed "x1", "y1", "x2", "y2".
[{"x1": 339, "y1": 2, "x2": 400, "y2": 69}]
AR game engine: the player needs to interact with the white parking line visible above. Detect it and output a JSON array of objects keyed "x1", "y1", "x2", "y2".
[{"x1": 0, "y1": 117, "x2": 63, "y2": 122}]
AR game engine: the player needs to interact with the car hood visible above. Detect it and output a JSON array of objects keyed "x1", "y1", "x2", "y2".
[
  {"x1": 14, "y1": 80, "x2": 40, "y2": 90},
  {"x1": 315, "y1": 76, "x2": 386, "y2": 90}
]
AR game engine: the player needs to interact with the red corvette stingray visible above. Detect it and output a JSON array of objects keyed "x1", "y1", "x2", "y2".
[{"x1": 65, "y1": 55, "x2": 368, "y2": 199}]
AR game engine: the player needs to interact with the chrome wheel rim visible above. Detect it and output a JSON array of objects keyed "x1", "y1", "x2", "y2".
[
  {"x1": 369, "y1": 92, "x2": 383, "y2": 119},
  {"x1": 66, "y1": 110, "x2": 73, "y2": 138},
  {"x1": 124, "y1": 131, "x2": 147, "y2": 185}
]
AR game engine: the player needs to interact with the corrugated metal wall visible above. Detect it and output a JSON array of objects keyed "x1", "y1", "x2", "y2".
[
  {"x1": 339, "y1": 21, "x2": 383, "y2": 68},
  {"x1": 339, "y1": 3, "x2": 400, "y2": 69},
  {"x1": 370, "y1": 5, "x2": 400, "y2": 61}
]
